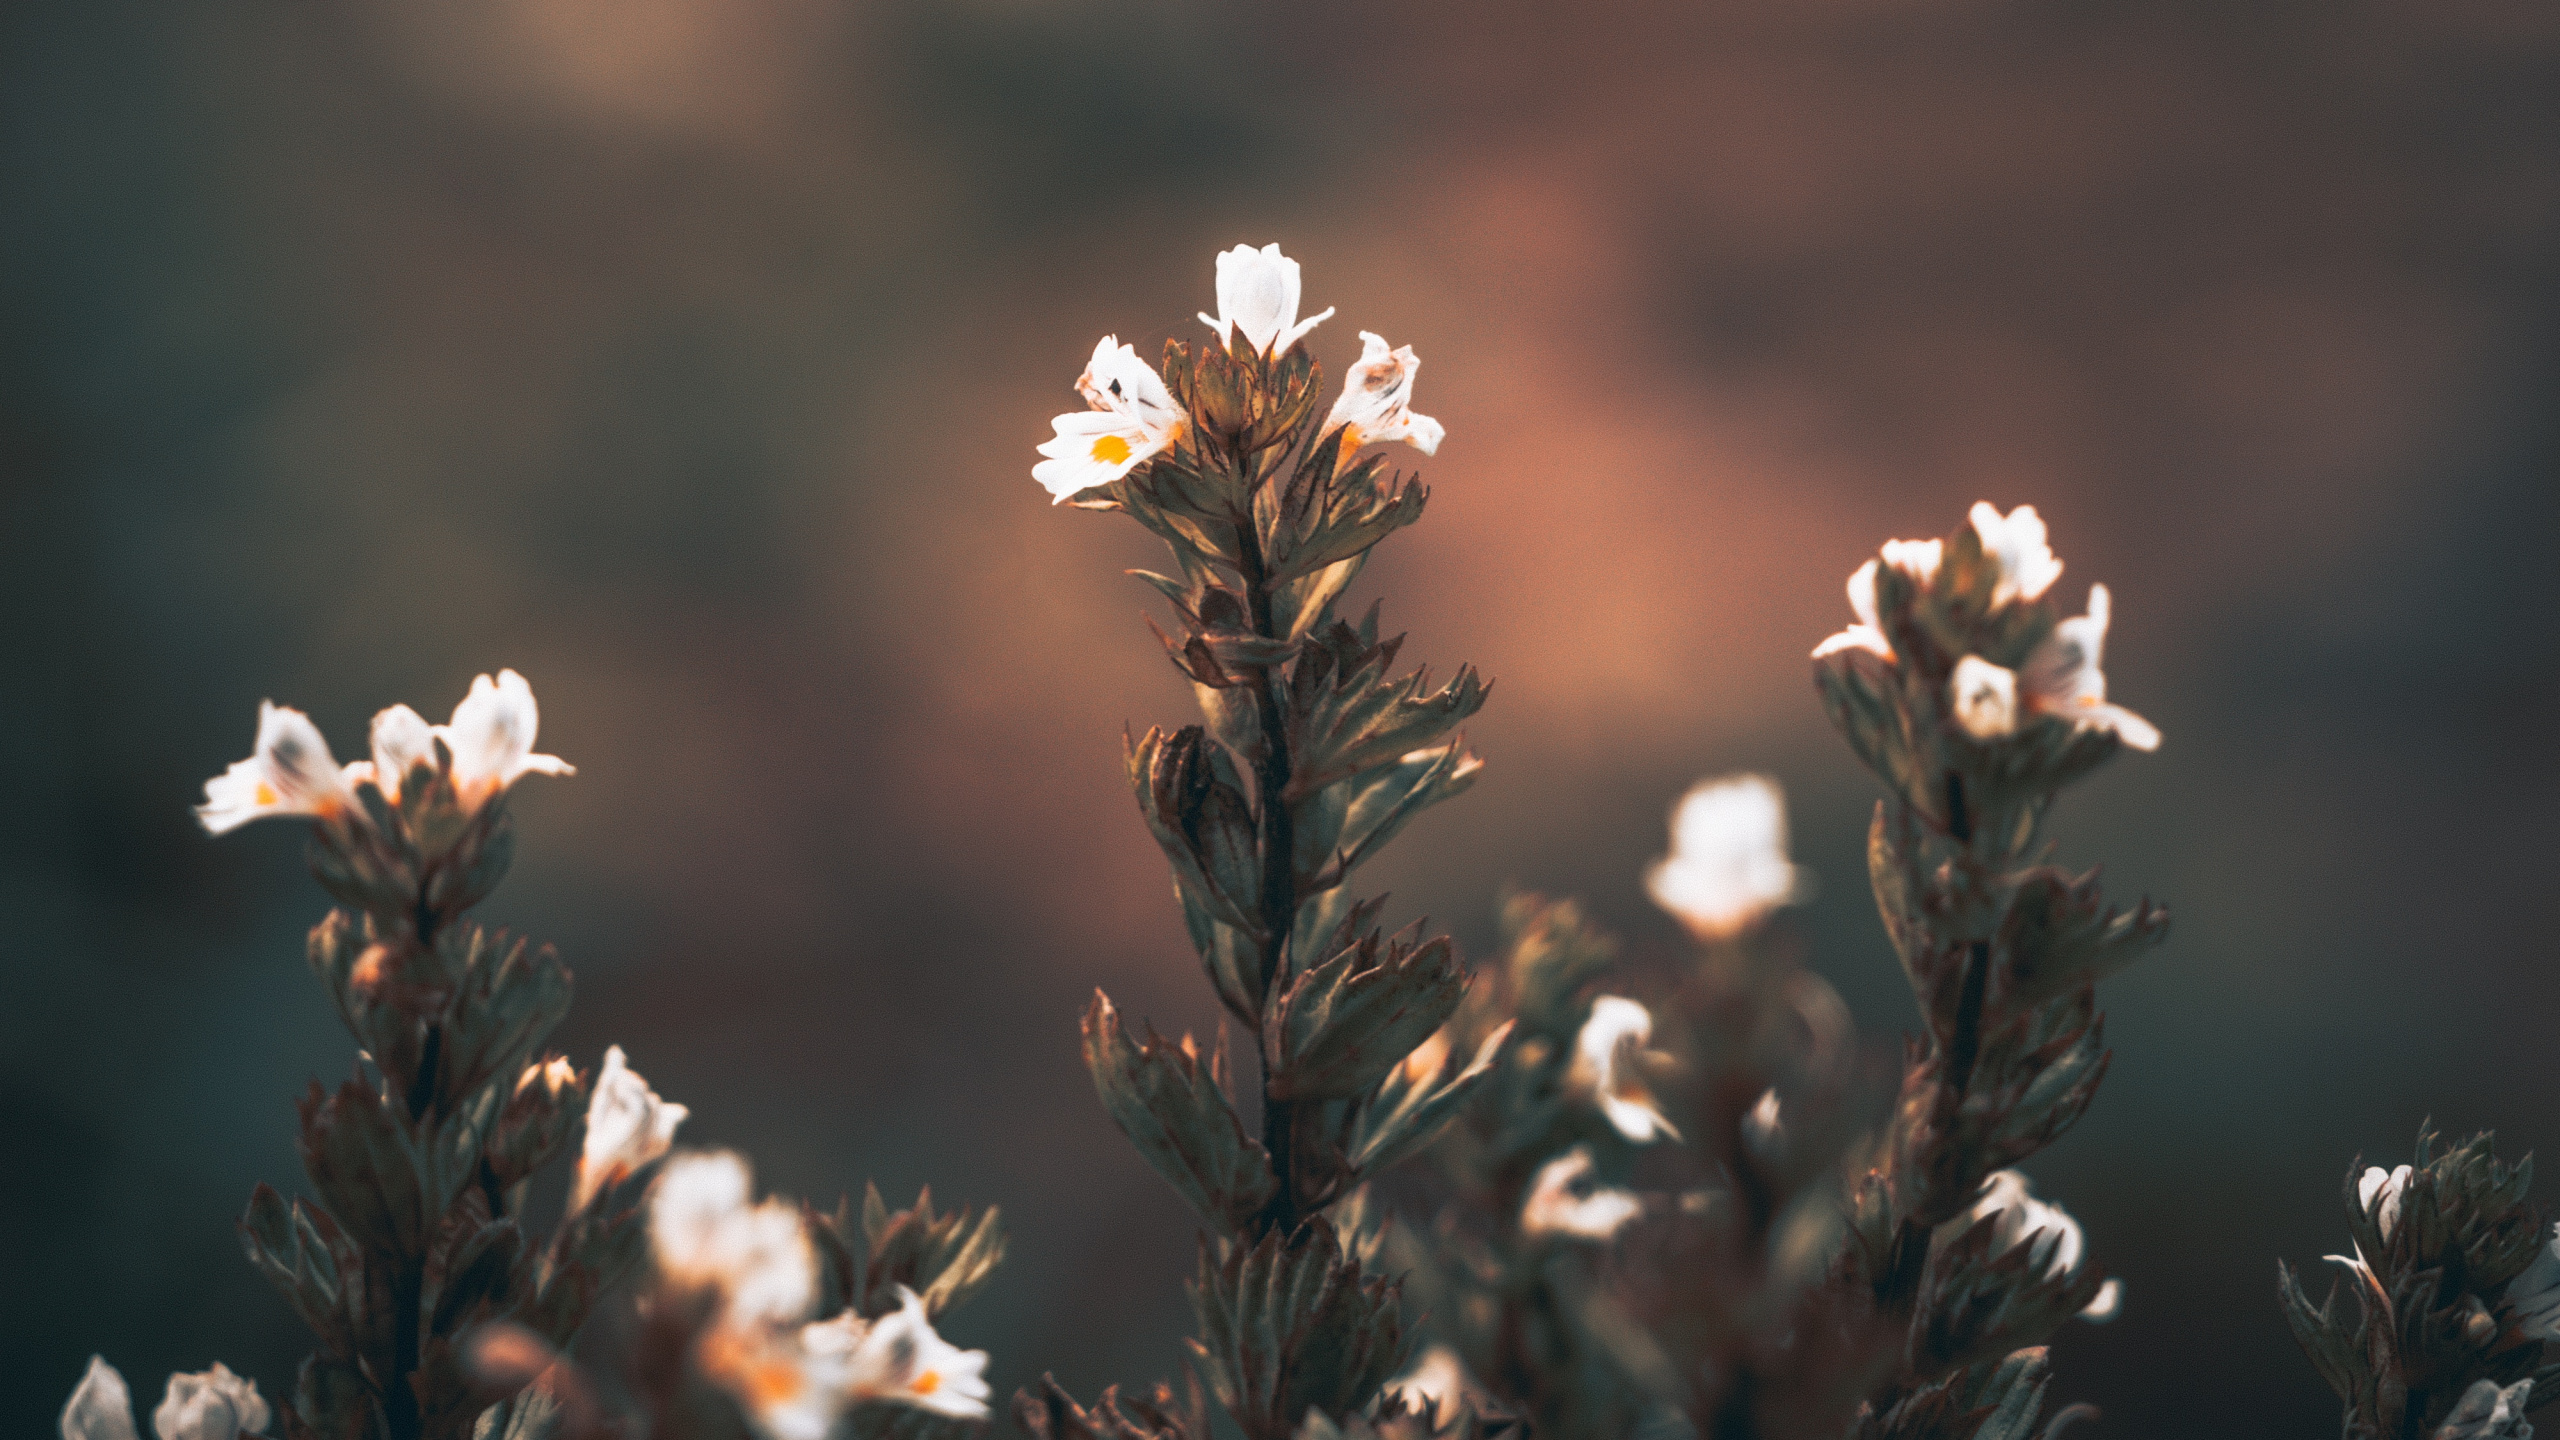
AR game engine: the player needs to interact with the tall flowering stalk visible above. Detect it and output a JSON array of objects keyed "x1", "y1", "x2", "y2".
[
  {"x1": 1032, "y1": 243, "x2": 1502, "y2": 1440},
  {"x1": 1813, "y1": 505, "x2": 2167, "y2": 1440}
]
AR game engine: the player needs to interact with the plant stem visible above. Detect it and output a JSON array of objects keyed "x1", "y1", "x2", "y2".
[{"x1": 1235, "y1": 507, "x2": 1302, "y2": 1239}]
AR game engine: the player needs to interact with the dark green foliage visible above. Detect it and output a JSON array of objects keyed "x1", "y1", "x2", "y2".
[{"x1": 1187, "y1": 1221, "x2": 1414, "y2": 1440}]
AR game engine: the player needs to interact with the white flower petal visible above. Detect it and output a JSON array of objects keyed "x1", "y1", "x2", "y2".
[
  {"x1": 1568, "y1": 997, "x2": 1678, "y2": 1144},
  {"x1": 824, "y1": 1288, "x2": 992, "y2": 1419},
  {"x1": 367, "y1": 705, "x2": 438, "y2": 799},
  {"x1": 440, "y1": 670, "x2": 573, "y2": 804},
  {"x1": 2022, "y1": 585, "x2": 2161, "y2": 751},
  {"x1": 1199, "y1": 244, "x2": 1330, "y2": 356},
  {"x1": 2079, "y1": 1277, "x2": 2124, "y2": 1324},
  {"x1": 576, "y1": 1045, "x2": 689, "y2": 1209},
  {"x1": 62, "y1": 1357, "x2": 142, "y2": 1440},
  {"x1": 1945, "y1": 1170, "x2": 2086, "y2": 1284},
  {"x1": 1969, "y1": 502, "x2": 2064, "y2": 606},
  {"x1": 153, "y1": 1364, "x2": 269, "y2": 1440},
  {"x1": 1949, "y1": 656, "x2": 2020, "y2": 741},
  {"x1": 196, "y1": 702, "x2": 351, "y2": 835},
  {"x1": 1520, "y1": 1147, "x2": 1643, "y2": 1241},
  {"x1": 649, "y1": 1150, "x2": 815, "y2": 1329},
  {"x1": 1327, "y1": 331, "x2": 1443, "y2": 455},
  {"x1": 1644, "y1": 773, "x2": 1805, "y2": 939}
]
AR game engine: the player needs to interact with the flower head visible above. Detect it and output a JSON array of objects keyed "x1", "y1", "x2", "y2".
[
  {"x1": 1811, "y1": 540, "x2": 1943, "y2": 662},
  {"x1": 576, "y1": 1045, "x2": 688, "y2": 1209},
  {"x1": 1969, "y1": 502, "x2": 2064, "y2": 608},
  {"x1": 1033, "y1": 337, "x2": 1188, "y2": 502},
  {"x1": 153, "y1": 1365, "x2": 271, "y2": 1440},
  {"x1": 2019, "y1": 584, "x2": 2160, "y2": 751},
  {"x1": 1198, "y1": 243, "x2": 1333, "y2": 357},
  {"x1": 2438, "y1": 1378, "x2": 2534, "y2": 1440},
  {"x1": 1566, "y1": 996, "x2": 1679, "y2": 1144},
  {"x1": 361, "y1": 704, "x2": 439, "y2": 798},
  {"x1": 805, "y1": 1287, "x2": 992, "y2": 1419},
  {"x1": 1944, "y1": 1171, "x2": 2114, "y2": 1322},
  {"x1": 62, "y1": 1357, "x2": 139, "y2": 1440},
  {"x1": 1644, "y1": 773, "x2": 1807, "y2": 940},
  {"x1": 197, "y1": 702, "x2": 353, "y2": 835},
  {"x1": 650, "y1": 1150, "x2": 816, "y2": 1329},
  {"x1": 1949, "y1": 656, "x2": 2020, "y2": 741},
  {"x1": 1521, "y1": 1146, "x2": 1642, "y2": 1241},
  {"x1": 1327, "y1": 331, "x2": 1443, "y2": 456},
  {"x1": 2359, "y1": 1163, "x2": 2414, "y2": 1240},
  {"x1": 443, "y1": 670, "x2": 574, "y2": 806},
  {"x1": 1387, "y1": 1344, "x2": 1479, "y2": 1429}
]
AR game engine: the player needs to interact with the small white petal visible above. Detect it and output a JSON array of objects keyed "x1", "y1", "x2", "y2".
[
  {"x1": 62, "y1": 1357, "x2": 142, "y2": 1440},
  {"x1": 576, "y1": 1045, "x2": 689, "y2": 1209},
  {"x1": 815, "y1": 1288, "x2": 993, "y2": 1419},
  {"x1": 1567, "y1": 998, "x2": 1678, "y2": 1144},
  {"x1": 650, "y1": 1150, "x2": 815, "y2": 1329},
  {"x1": 1969, "y1": 502, "x2": 2064, "y2": 607},
  {"x1": 153, "y1": 1364, "x2": 269, "y2": 1440},
  {"x1": 1200, "y1": 244, "x2": 1331, "y2": 356},
  {"x1": 1644, "y1": 773, "x2": 1806, "y2": 940},
  {"x1": 1327, "y1": 331, "x2": 1443, "y2": 456},
  {"x1": 196, "y1": 702, "x2": 352, "y2": 835},
  {"x1": 1521, "y1": 1147, "x2": 1643, "y2": 1241},
  {"x1": 367, "y1": 705, "x2": 438, "y2": 799},
  {"x1": 2079, "y1": 1277, "x2": 2124, "y2": 1324},
  {"x1": 1949, "y1": 656, "x2": 2020, "y2": 741}
]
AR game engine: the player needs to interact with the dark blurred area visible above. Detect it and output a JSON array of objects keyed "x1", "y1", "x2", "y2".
[{"x1": 5, "y1": 0, "x2": 2557, "y2": 1433}]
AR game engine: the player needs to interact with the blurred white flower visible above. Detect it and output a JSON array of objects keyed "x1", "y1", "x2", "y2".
[
  {"x1": 1327, "y1": 331, "x2": 1443, "y2": 456},
  {"x1": 1949, "y1": 656, "x2": 2020, "y2": 741},
  {"x1": 804, "y1": 1287, "x2": 992, "y2": 1419},
  {"x1": 1388, "y1": 1344, "x2": 1479, "y2": 1428},
  {"x1": 60, "y1": 1357, "x2": 272, "y2": 1440},
  {"x1": 1568, "y1": 996, "x2": 1679, "y2": 1144},
  {"x1": 1521, "y1": 1147, "x2": 1643, "y2": 1241},
  {"x1": 2079, "y1": 1277, "x2": 2124, "y2": 1324},
  {"x1": 2360, "y1": 1164, "x2": 2415, "y2": 1240},
  {"x1": 650, "y1": 1150, "x2": 816, "y2": 1329},
  {"x1": 1811, "y1": 540, "x2": 1942, "y2": 662},
  {"x1": 2019, "y1": 585, "x2": 2161, "y2": 752},
  {"x1": 1644, "y1": 773, "x2": 1807, "y2": 940},
  {"x1": 575, "y1": 1045, "x2": 689, "y2": 1209},
  {"x1": 2437, "y1": 1378, "x2": 2534, "y2": 1440},
  {"x1": 1969, "y1": 502, "x2": 2064, "y2": 608},
  {"x1": 443, "y1": 670, "x2": 574, "y2": 806},
  {"x1": 1198, "y1": 243, "x2": 1333, "y2": 356},
  {"x1": 196, "y1": 703, "x2": 354, "y2": 835},
  {"x1": 359, "y1": 704, "x2": 438, "y2": 798},
  {"x1": 1033, "y1": 336, "x2": 1187, "y2": 502},
  {"x1": 2506, "y1": 1224, "x2": 2560, "y2": 1340},
  {"x1": 1944, "y1": 1170, "x2": 2117, "y2": 1320}
]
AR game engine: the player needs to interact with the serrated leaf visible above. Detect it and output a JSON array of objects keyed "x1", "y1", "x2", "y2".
[
  {"x1": 1264, "y1": 928, "x2": 1468, "y2": 1101},
  {"x1": 1083, "y1": 991, "x2": 1275, "y2": 1235}
]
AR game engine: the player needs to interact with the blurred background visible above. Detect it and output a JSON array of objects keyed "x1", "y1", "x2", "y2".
[{"x1": 4, "y1": 0, "x2": 2557, "y2": 1433}]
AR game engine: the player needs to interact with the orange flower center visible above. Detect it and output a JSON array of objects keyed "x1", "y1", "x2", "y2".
[{"x1": 1090, "y1": 434, "x2": 1132, "y2": 464}]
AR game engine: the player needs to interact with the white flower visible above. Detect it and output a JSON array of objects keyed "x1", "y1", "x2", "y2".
[
  {"x1": 1327, "y1": 331, "x2": 1443, "y2": 456},
  {"x1": 2437, "y1": 1378, "x2": 2534, "y2": 1440},
  {"x1": 1032, "y1": 336, "x2": 1187, "y2": 502},
  {"x1": 2018, "y1": 585, "x2": 2161, "y2": 752},
  {"x1": 1520, "y1": 1147, "x2": 1643, "y2": 1241},
  {"x1": 196, "y1": 702, "x2": 354, "y2": 834},
  {"x1": 1945, "y1": 1170, "x2": 2113, "y2": 1320},
  {"x1": 1949, "y1": 656, "x2": 2020, "y2": 741},
  {"x1": 804, "y1": 1287, "x2": 992, "y2": 1419},
  {"x1": 1197, "y1": 243, "x2": 1333, "y2": 357},
  {"x1": 443, "y1": 670, "x2": 574, "y2": 807},
  {"x1": 1566, "y1": 997, "x2": 1678, "y2": 1144},
  {"x1": 360, "y1": 704, "x2": 439, "y2": 798},
  {"x1": 2079, "y1": 1277, "x2": 2124, "y2": 1324},
  {"x1": 60, "y1": 1357, "x2": 272, "y2": 1440},
  {"x1": 153, "y1": 1365, "x2": 271, "y2": 1440},
  {"x1": 1810, "y1": 540, "x2": 1943, "y2": 662},
  {"x1": 2360, "y1": 1163, "x2": 2414, "y2": 1240},
  {"x1": 1969, "y1": 502, "x2": 2064, "y2": 608},
  {"x1": 650, "y1": 1150, "x2": 816, "y2": 1329},
  {"x1": 1387, "y1": 1344, "x2": 1478, "y2": 1428},
  {"x1": 575, "y1": 1045, "x2": 689, "y2": 1209},
  {"x1": 2507, "y1": 1224, "x2": 2560, "y2": 1340},
  {"x1": 1644, "y1": 773, "x2": 1807, "y2": 940}
]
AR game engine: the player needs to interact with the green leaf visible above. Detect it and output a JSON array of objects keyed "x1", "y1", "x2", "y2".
[
  {"x1": 1083, "y1": 991, "x2": 1275, "y2": 1235},
  {"x1": 1187, "y1": 1219, "x2": 1411, "y2": 1440},
  {"x1": 1346, "y1": 1022, "x2": 1513, "y2": 1179},
  {"x1": 1131, "y1": 728, "x2": 1265, "y2": 942},
  {"x1": 1264, "y1": 927, "x2": 1468, "y2": 1101}
]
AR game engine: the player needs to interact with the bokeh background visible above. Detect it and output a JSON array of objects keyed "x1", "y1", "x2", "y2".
[{"x1": 5, "y1": 0, "x2": 2558, "y2": 1433}]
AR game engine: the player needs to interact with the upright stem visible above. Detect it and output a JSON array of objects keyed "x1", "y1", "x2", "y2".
[{"x1": 1235, "y1": 508, "x2": 1302, "y2": 1239}]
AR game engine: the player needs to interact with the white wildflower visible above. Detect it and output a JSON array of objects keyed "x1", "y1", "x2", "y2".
[
  {"x1": 1521, "y1": 1147, "x2": 1643, "y2": 1241},
  {"x1": 1032, "y1": 336, "x2": 1187, "y2": 502},
  {"x1": 1949, "y1": 656, "x2": 2020, "y2": 741},
  {"x1": 2019, "y1": 585, "x2": 2161, "y2": 751},
  {"x1": 442, "y1": 670, "x2": 574, "y2": 807},
  {"x1": 1388, "y1": 1344, "x2": 1478, "y2": 1428},
  {"x1": 650, "y1": 1150, "x2": 816, "y2": 1329},
  {"x1": 804, "y1": 1287, "x2": 992, "y2": 1419},
  {"x1": 1644, "y1": 773, "x2": 1807, "y2": 940},
  {"x1": 2437, "y1": 1378, "x2": 2533, "y2": 1440},
  {"x1": 1969, "y1": 502, "x2": 2064, "y2": 608},
  {"x1": 1944, "y1": 1170, "x2": 2119, "y2": 1321},
  {"x1": 2361, "y1": 1164, "x2": 2415, "y2": 1239},
  {"x1": 575, "y1": 1045, "x2": 688, "y2": 1209},
  {"x1": 61, "y1": 1358, "x2": 139, "y2": 1440},
  {"x1": 153, "y1": 1365, "x2": 271, "y2": 1440},
  {"x1": 1567, "y1": 996, "x2": 1678, "y2": 1144},
  {"x1": 1197, "y1": 243, "x2": 1332, "y2": 357},
  {"x1": 196, "y1": 702, "x2": 354, "y2": 835},
  {"x1": 1810, "y1": 540, "x2": 1942, "y2": 662},
  {"x1": 1327, "y1": 331, "x2": 1443, "y2": 456}
]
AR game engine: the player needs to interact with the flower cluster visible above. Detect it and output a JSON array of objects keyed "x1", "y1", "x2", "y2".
[{"x1": 61, "y1": 1358, "x2": 269, "y2": 1440}]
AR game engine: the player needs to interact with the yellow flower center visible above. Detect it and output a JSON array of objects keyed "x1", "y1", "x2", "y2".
[
  {"x1": 1090, "y1": 433, "x2": 1132, "y2": 465},
  {"x1": 254, "y1": 781, "x2": 278, "y2": 806},
  {"x1": 912, "y1": 1370, "x2": 940, "y2": 1396}
]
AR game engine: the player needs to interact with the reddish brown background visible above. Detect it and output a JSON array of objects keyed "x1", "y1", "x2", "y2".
[{"x1": 4, "y1": 1, "x2": 2558, "y2": 1434}]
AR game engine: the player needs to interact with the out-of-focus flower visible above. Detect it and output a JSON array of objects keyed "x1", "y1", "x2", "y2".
[
  {"x1": 1033, "y1": 337, "x2": 1187, "y2": 502},
  {"x1": 197, "y1": 703, "x2": 353, "y2": 835},
  {"x1": 1521, "y1": 1147, "x2": 1643, "y2": 1241},
  {"x1": 1742, "y1": 1087, "x2": 1785, "y2": 1156},
  {"x1": 1567, "y1": 996, "x2": 1679, "y2": 1143},
  {"x1": 803, "y1": 1288, "x2": 992, "y2": 1419},
  {"x1": 2506, "y1": 1224, "x2": 2560, "y2": 1340},
  {"x1": 1944, "y1": 1170, "x2": 2116, "y2": 1320},
  {"x1": 60, "y1": 1357, "x2": 272, "y2": 1440},
  {"x1": 2080, "y1": 1277, "x2": 2124, "y2": 1324},
  {"x1": 575, "y1": 1045, "x2": 688, "y2": 1208},
  {"x1": 1327, "y1": 331, "x2": 1443, "y2": 456},
  {"x1": 2019, "y1": 585, "x2": 2161, "y2": 752},
  {"x1": 1388, "y1": 1344, "x2": 1479, "y2": 1428},
  {"x1": 443, "y1": 670, "x2": 574, "y2": 807},
  {"x1": 1644, "y1": 773, "x2": 1807, "y2": 940},
  {"x1": 153, "y1": 1365, "x2": 271, "y2": 1440},
  {"x1": 1950, "y1": 656, "x2": 2021, "y2": 741},
  {"x1": 2436, "y1": 1378, "x2": 2534, "y2": 1440},
  {"x1": 650, "y1": 1150, "x2": 816, "y2": 1329},
  {"x1": 2361, "y1": 1164, "x2": 2414, "y2": 1240},
  {"x1": 1970, "y1": 502, "x2": 2064, "y2": 608},
  {"x1": 1810, "y1": 540, "x2": 1942, "y2": 662},
  {"x1": 1197, "y1": 243, "x2": 1333, "y2": 357}
]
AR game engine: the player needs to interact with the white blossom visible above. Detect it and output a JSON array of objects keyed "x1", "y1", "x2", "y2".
[
  {"x1": 2019, "y1": 585, "x2": 2161, "y2": 751},
  {"x1": 196, "y1": 703, "x2": 354, "y2": 835},
  {"x1": 1949, "y1": 656, "x2": 2020, "y2": 741},
  {"x1": 2507, "y1": 1223, "x2": 2560, "y2": 1340},
  {"x1": 575, "y1": 1045, "x2": 689, "y2": 1208},
  {"x1": 1327, "y1": 331, "x2": 1443, "y2": 456},
  {"x1": 1969, "y1": 502, "x2": 2064, "y2": 608},
  {"x1": 62, "y1": 1358, "x2": 140, "y2": 1440},
  {"x1": 2437, "y1": 1378, "x2": 2534, "y2": 1440},
  {"x1": 2079, "y1": 1277, "x2": 2124, "y2": 1324},
  {"x1": 1567, "y1": 996, "x2": 1679, "y2": 1144},
  {"x1": 443, "y1": 670, "x2": 575, "y2": 806},
  {"x1": 1644, "y1": 773, "x2": 1807, "y2": 940},
  {"x1": 360, "y1": 704, "x2": 439, "y2": 798},
  {"x1": 2360, "y1": 1164, "x2": 2414, "y2": 1239},
  {"x1": 1197, "y1": 243, "x2": 1333, "y2": 357},
  {"x1": 805, "y1": 1287, "x2": 992, "y2": 1419},
  {"x1": 1810, "y1": 540, "x2": 1943, "y2": 662},
  {"x1": 650, "y1": 1150, "x2": 816, "y2": 1329},
  {"x1": 153, "y1": 1365, "x2": 271, "y2": 1440},
  {"x1": 1032, "y1": 336, "x2": 1187, "y2": 502},
  {"x1": 1521, "y1": 1147, "x2": 1643, "y2": 1241},
  {"x1": 1388, "y1": 1344, "x2": 1478, "y2": 1428},
  {"x1": 1943, "y1": 1170, "x2": 2119, "y2": 1321}
]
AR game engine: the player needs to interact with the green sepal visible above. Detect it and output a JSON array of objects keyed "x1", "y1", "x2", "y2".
[
  {"x1": 1185, "y1": 1218, "x2": 1412, "y2": 1440},
  {"x1": 1347, "y1": 1021, "x2": 1513, "y2": 1179},
  {"x1": 1082, "y1": 990, "x2": 1275, "y2": 1235},
  {"x1": 1263, "y1": 926, "x2": 1468, "y2": 1101}
]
